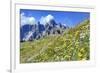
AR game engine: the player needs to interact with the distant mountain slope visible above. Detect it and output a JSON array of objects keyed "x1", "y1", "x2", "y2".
[{"x1": 20, "y1": 19, "x2": 90, "y2": 63}]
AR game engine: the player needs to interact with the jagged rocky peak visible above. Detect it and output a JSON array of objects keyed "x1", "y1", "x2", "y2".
[{"x1": 20, "y1": 18, "x2": 69, "y2": 42}]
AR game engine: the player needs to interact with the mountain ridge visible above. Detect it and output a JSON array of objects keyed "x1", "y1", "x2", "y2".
[{"x1": 20, "y1": 19, "x2": 69, "y2": 42}]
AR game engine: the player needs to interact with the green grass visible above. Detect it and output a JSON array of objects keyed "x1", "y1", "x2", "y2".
[{"x1": 20, "y1": 19, "x2": 90, "y2": 63}]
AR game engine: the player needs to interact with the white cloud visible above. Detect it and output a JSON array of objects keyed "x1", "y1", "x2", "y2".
[
  {"x1": 21, "y1": 13, "x2": 36, "y2": 27},
  {"x1": 39, "y1": 16, "x2": 46, "y2": 25},
  {"x1": 45, "y1": 14, "x2": 54, "y2": 23},
  {"x1": 40, "y1": 14, "x2": 54, "y2": 25}
]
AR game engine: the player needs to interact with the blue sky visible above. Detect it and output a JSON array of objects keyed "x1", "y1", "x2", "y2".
[{"x1": 20, "y1": 9, "x2": 90, "y2": 27}]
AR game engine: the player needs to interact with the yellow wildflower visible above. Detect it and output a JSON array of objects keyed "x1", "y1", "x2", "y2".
[
  {"x1": 78, "y1": 52, "x2": 82, "y2": 57},
  {"x1": 80, "y1": 48, "x2": 85, "y2": 52}
]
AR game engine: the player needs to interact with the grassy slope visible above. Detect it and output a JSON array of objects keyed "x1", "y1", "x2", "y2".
[{"x1": 20, "y1": 20, "x2": 90, "y2": 63}]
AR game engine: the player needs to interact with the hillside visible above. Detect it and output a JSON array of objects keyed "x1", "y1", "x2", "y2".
[{"x1": 20, "y1": 19, "x2": 90, "y2": 63}]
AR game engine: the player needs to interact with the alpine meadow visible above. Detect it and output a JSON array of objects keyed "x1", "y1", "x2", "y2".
[{"x1": 20, "y1": 9, "x2": 90, "y2": 63}]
